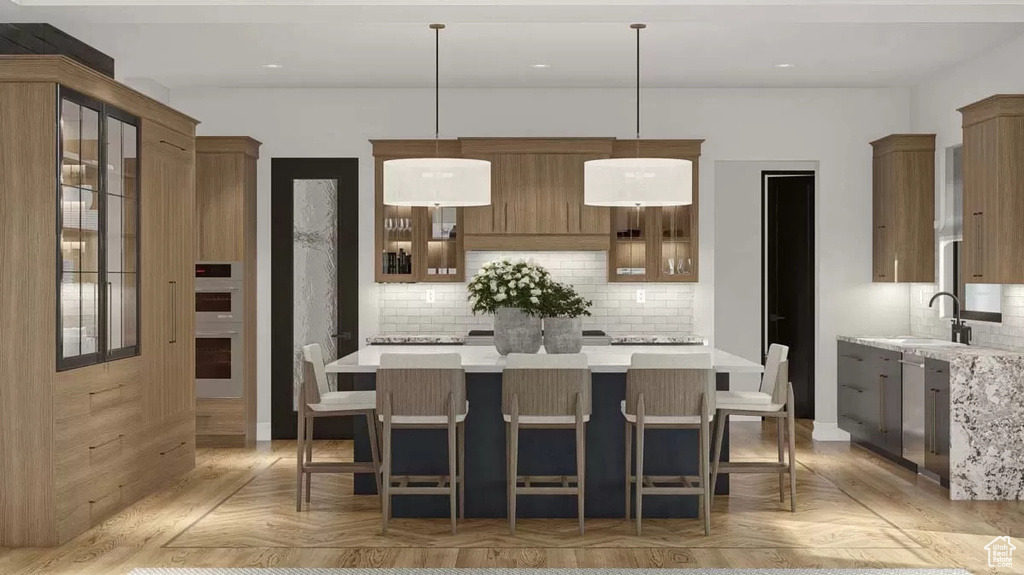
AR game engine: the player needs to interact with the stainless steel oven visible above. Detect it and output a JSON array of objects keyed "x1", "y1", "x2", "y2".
[
  {"x1": 195, "y1": 327, "x2": 244, "y2": 398},
  {"x1": 195, "y1": 262, "x2": 243, "y2": 323}
]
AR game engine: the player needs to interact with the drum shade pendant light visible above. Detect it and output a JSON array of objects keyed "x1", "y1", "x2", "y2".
[
  {"x1": 584, "y1": 24, "x2": 692, "y2": 207},
  {"x1": 383, "y1": 24, "x2": 490, "y2": 207}
]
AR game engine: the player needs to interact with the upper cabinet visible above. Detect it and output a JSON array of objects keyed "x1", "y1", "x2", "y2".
[
  {"x1": 870, "y1": 134, "x2": 935, "y2": 283},
  {"x1": 460, "y1": 138, "x2": 611, "y2": 250},
  {"x1": 607, "y1": 140, "x2": 702, "y2": 283},
  {"x1": 959, "y1": 95, "x2": 1024, "y2": 285},
  {"x1": 195, "y1": 137, "x2": 260, "y2": 262},
  {"x1": 372, "y1": 140, "x2": 466, "y2": 283},
  {"x1": 372, "y1": 137, "x2": 702, "y2": 283}
]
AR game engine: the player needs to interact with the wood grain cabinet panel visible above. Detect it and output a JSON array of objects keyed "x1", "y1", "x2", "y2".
[
  {"x1": 0, "y1": 57, "x2": 197, "y2": 547},
  {"x1": 869, "y1": 134, "x2": 935, "y2": 283},
  {"x1": 959, "y1": 95, "x2": 1024, "y2": 284},
  {"x1": 195, "y1": 137, "x2": 260, "y2": 445}
]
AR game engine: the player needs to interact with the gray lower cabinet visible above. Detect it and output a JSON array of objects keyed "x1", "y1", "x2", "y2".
[
  {"x1": 924, "y1": 358, "x2": 950, "y2": 479},
  {"x1": 837, "y1": 342, "x2": 902, "y2": 459}
]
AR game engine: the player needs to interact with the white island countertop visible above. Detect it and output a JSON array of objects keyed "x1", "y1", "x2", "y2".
[{"x1": 326, "y1": 345, "x2": 764, "y2": 374}]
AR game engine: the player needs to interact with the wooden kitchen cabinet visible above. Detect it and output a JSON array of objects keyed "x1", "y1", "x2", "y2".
[
  {"x1": 870, "y1": 134, "x2": 935, "y2": 283},
  {"x1": 959, "y1": 95, "x2": 1024, "y2": 284},
  {"x1": 460, "y1": 138, "x2": 611, "y2": 250},
  {"x1": 0, "y1": 55, "x2": 197, "y2": 547},
  {"x1": 195, "y1": 137, "x2": 260, "y2": 446},
  {"x1": 371, "y1": 140, "x2": 466, "y2": 283},
  {"x1": 608, "y1": 139, "x2": 703, "y2": 282}
]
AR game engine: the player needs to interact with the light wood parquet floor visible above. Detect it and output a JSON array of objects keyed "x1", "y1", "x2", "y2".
[{"x1": 2, "y1": 421, "x2": 1022, "y2": 574}]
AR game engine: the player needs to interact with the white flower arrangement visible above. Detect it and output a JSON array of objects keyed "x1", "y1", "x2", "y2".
[{"x1": 467, "y1": 259, "x2": 553, "y2": 316}]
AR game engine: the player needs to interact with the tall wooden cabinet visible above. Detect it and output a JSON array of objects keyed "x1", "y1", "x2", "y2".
[
  {"x1": 0, "y1": 56, "x2": 198, "y2": 547},
  {"x1": 959, "y1": 95, "x2": 1024, "y2": 284},
  {"x1": 194, "y1": 136, "x2": 260, "y2": 445},
  {"x1": 870, "y1": 134, "x2": 936, "y2": 283}
]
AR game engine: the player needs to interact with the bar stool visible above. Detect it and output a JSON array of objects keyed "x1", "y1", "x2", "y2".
[
  {"x1": 376, "y1": 353, "x2": 466, "y2": 535},
  {"x1": 296, "y1": 343, "x2": 382, "y2": 511},
  {"x1": 502, "y1": 353, "x2": 591, "y2": 536},
  {"x1": 711, "y1": 343, "x2": 796, "y2": 512},
  {"x1": 623, "y1": 353, "x2": 715, "y2": 535}
]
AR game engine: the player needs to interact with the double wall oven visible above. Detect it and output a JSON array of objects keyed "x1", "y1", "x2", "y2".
[{"x1": 195, "y1": 262, "x2": 244, "y2": 398}]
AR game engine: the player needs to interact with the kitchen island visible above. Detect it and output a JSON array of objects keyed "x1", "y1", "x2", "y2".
[{"x1": 326, "y1": 345, "x2": 763, "y2": 519}]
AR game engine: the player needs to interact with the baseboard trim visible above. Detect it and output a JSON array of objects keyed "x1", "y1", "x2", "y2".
[
  {"x1": 257, "y1": 422, "x2": 272, "y2": 442},
  {"x1": 812, "y1": 421, "x2": 850, "y2": 442}
]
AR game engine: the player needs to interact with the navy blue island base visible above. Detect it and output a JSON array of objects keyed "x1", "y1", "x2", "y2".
[{"x1": 350, "y1": 372, "x2": 731, "y2": 519}]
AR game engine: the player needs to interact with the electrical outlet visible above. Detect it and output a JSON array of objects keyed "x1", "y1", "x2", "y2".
[
  {"x1": 636, "y1": 288, "x2": 646, "y2": 304},
  {"x1": 425, "y1": 288, "x2": 436, "y2": 304}
]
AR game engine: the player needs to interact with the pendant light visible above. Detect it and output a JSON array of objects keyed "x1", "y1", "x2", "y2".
[
  {"x1": 584, "y1": 24, "x2": 692, "y2": 207},
  {"x1": 383, "y1": 23, "x2": 491, "y2": 207}
]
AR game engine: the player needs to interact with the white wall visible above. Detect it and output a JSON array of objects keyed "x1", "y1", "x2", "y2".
[
  {"x1": 170, "y1": 86, "x2": 912, "y2": 437},
  {"x1": 713, "y1": 161, "x2": 911, "y2": 437},
  {"x1": 380, "y1": 251, "x2": 697, "y2": 335},
  {"x1": 908, "y1": 32, "x2": 1024, "y2": 351}
]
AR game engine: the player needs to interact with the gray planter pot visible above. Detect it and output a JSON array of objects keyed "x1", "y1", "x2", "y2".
[
  {"x1": 494, "y1": 307, "x2": 542, "y2": 355},
  {"x1": 543, "y1": 316, "x2": 584, "y2": 354}
]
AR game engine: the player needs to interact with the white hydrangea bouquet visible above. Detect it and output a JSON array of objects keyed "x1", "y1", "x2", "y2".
[{"x1": 467, "y1": 259, "x2": 553, "y2": 316}]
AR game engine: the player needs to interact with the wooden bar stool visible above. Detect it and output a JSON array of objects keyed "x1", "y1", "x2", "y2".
[
  {"x1": 502, "y1": 353, "x2": 591, "y2": 536},
  {"x1": 376, "y1": 353, "x2": 466, "y2": 535},
  {"x1": 623, "y1": 353, "x2": 715, "y2": 535},
  {"x1": 711, "y1": 343, "x2": 796, "y2": 512},
  {"x1": 296, "y1": 343, "x2": 382, "y2": 512}
]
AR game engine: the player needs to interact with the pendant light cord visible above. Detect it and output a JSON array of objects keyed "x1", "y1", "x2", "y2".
[
  {"x1": 430, "y1": 23, "x2": 445, "y2": 157},
  {"x1": 632, "y1": 23, "x2": 646, "y2": 158}
]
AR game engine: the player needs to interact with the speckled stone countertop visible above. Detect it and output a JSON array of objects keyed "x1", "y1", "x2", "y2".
[
  {"x1": 609, "y1": 335, "x2": 708, "y2": 345},
  {"x1": 838, "y1": 335, "x2": 1024, "y2": 501},
  {"x1": 367, "y1": 334, "x2": 466, "y2": 345}
]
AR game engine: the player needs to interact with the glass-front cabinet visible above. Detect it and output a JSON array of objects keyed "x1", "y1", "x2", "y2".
[
  {"x1": 609, "y1": 206, "x2": 649, "y2": 281},
  {"x1": 373, "y1": 141, "x2": 466, "y2": 283},
  {"x1": 58, "y1": 88, "x2": 140, "y2": 370},
  {"x1": 656, "y1": 204, "x2": 695, "y2": 281}
]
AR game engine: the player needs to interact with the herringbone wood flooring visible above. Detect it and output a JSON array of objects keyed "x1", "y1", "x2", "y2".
[{"x1": 2, "y1": 421, "x2": 1022, "y2": 574}]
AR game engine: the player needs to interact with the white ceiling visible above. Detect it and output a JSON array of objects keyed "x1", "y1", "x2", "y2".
[{"x1": 3, "y1": 1, "x2": 1024, "y2": 89}]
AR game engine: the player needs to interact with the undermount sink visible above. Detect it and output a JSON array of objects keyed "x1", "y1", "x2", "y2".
[{"x1": 891, "y1": 337, "x2": 963, "y2": 347}]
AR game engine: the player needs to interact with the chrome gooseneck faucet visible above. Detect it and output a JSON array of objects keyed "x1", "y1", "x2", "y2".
[{"x1": 928, "y1": 291, "x2": 972, "y2": 345}]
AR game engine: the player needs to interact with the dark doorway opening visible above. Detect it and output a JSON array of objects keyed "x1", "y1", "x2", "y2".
[
  {"x1": 271, "y1": 158, "x2": 359, "y2": 439},
  {"x1": 762, "y1": 171, "x2": 815, "y2": 419}
]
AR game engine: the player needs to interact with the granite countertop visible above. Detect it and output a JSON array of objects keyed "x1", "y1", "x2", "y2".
[
  {"x1": 836, "y1": 335, "x2": 1022, "y2": 362},
  {"x1": 838, "y1": 334, "x2": 1024, "y2": 501},
  {"x1": 609, "y1": 334, "x2": 708, "y2": 345},
  {"x1": 366, "y1": 334, "x2": 466, "y2": 345}
]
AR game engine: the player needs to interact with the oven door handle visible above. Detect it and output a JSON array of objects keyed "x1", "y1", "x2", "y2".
[
  {"x1": 195, "y1": 287, "x2": 240, "y2": 292},
  {"x1": 196, "y1": 331, "x2": 241, "y2": 337}
]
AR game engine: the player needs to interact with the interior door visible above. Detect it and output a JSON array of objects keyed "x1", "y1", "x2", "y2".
[
  {"x1": 271, "y1": 158, "x2": 359, "y2": 439},
  {"x1": 764, "y1": 172, "x2": 815, "y2": 419}
]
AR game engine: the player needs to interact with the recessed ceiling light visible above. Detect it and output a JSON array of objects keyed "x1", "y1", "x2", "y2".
[
  {"x1": 262, "y1": 63, "x2": 283, "y2": 69},
  {"x1": 774, "y1": 63, "x2": 796, "y2": 69},
  {"x1": 530, "y1": 64, "x2": 551, "y2": 69}
]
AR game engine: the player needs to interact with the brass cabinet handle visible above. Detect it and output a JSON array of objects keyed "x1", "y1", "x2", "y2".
[
  {"x1": 169, "y1": 281, "x2": 177, "y2": 343},
  {"x1": 928, "y1": 388, "x2": 940, "y2": 455},
  {"x1": 840, "y1": 354, "x2": 863, "y2": 362},
  {"x1": 89, "y1": 383, "x2": 124, "y2": 396},
  {"x1": 841, "y1": 413, "x2": 863, "y2": 426},
  {"x1": 840, "y1": 383, "x2": 864, "y2": 393},
  {"x1": 159, "y1": 139, "x2": 187, "y2": 152},
  {"x1": 504, "y1": 204, "x2": 508, "y2": 232}
]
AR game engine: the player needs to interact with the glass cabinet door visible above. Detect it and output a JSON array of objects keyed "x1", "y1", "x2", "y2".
[
  {"x1": 424, "y1": 206, "x2": 461, "y2": 280},
  {"x1": 610, "y1": 206, "x2": 648, "y2": 281},
  {"x1": 58, "y1": 88, "x2": 141, "y2": 370},
  {"x1": 379, "y1": 204, "x2": 415, "y2": 279},
  {"x1": 657, "y1": 205, "x2": 694, "y2": 280},
  {"x1": 59, "y1": 96, "x2": 102, "y2": 365},
  {"x1": 105, "y1": 114, "x2": 139, "y2": 358}
]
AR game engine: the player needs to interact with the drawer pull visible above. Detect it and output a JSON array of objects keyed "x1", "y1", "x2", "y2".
[
  {"x1": 160, "y1": 441, "x2": 187, "y2": 456},
  {"x1": 89, "y1": 434, "x2": 124, "y2": 450},
  {"x1": 840, "y1": 354, "x2": 863, "y2": 362},
  {"x1": 841, "y1": 414, "x2": 862, "y2": 425},
  {"x1": 160, "y1": 139, "x2": 187, "y2": 152},
  {"x1": 89, "y1": 485, "x2": 125, "y2": 504},
  {"x1": 841, "y1": 384, "x2": 864, "y2": 393},
  {"x1": 89, "y1": 384, "x2": 124, "y2": 396}
]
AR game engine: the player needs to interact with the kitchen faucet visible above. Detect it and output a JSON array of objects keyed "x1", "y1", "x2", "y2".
[{"x1": 928, "y1": 291, "x2": 972, "y2": 345}]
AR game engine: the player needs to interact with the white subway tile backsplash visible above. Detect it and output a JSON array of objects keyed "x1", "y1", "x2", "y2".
[
  {"x1": 909, "y1": 283, "x2": 1024, "y2": 352},
  {"x1": 378, "y1": 251, "x2": 698, "y2": 336}
]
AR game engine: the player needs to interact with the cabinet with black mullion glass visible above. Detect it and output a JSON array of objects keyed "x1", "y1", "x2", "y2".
[{"x1": 57, "y1": 87, "x2": 140, "y2": 370}]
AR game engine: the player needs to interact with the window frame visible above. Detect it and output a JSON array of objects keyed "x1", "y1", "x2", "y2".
[
  {"x1": 56, "y1": 86, "x2": 142, "y2": 371},
  {"x1": 952, "y1": 242, "x2": 1002, "y2": 323}
]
